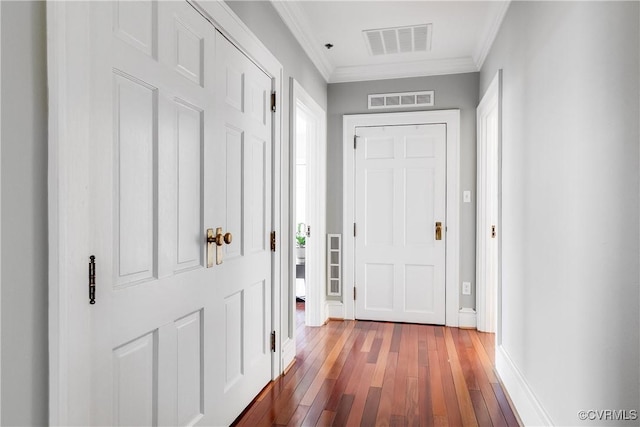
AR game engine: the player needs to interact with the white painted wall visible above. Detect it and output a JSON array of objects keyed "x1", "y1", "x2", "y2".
[
  {"x1": 481, "y1": 2, "x2": 639, "y2": 425},
  {"x1": 1, "y1": 1, "x2": 48, "y2": 425}
]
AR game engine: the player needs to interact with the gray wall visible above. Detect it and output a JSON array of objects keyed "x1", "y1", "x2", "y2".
[
  {"x1": 480, "y1": 2, "x2": 639, "y2": 425},
  {"x1": 1, "y1": 1, "x2": 48, "y2": 425},
  {"x1": 225, "y1": 0, "x2": 327, "y2": 110},
  {"x1": 327, "y1": 74, "x2": 479, "y2": 308}
]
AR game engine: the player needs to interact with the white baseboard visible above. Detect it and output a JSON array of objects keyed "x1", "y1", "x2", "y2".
[
  {"x1": 325, "y1": 301, "x2": 344, "y2": 319},
  {"x1": 458, "y1": 308, "x2": 477, "y2": 328},
  {"x1": 495, "y1": 345, "x2": 554, "y2": 426},
  {"x1": 281, "y1": 337, "x2": 296, "y2": 373}
]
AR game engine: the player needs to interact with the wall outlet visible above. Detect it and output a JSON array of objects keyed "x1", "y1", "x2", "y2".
[{"x1": 462, "y1": 282, "x2": 472, "y2": 295}]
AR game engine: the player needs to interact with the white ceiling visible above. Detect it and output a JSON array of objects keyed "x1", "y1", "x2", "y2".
[{"x1": 270, "y1": 1, "x2": 510, "y2": 83}]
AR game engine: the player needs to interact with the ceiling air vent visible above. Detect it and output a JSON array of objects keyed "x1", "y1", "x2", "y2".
[
  {"x1": 364, "y1": 24, "x2": 432, "y2": 56},
  {"x1": 368, "y1": 90, "x2": 434, "y2": 110}
]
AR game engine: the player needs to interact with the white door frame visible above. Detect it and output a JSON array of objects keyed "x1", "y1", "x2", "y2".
[
  {"x1": 476, "y1": 70, "x2": 502, "y2": 335},
  {"x1": 292, "y1": 79, "x2": 327, "y2": 326},
  {"x1": 281, "y1": 79, "x2": 326, "y2": 368},
  {"x1": 47, "y1": 2, "x2": 284, "y2": 425},
  {"x1": 343, "y1": 110, "x2": 461, "y2": 327}
]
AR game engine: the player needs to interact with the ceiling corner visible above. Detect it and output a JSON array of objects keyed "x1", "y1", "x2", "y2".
[
  {"x1": 270, "y1": 1, "x2": 333, "y2": 82},
  {"x1": 472, "y1": 0, "x2": 511, "y2": 70}
]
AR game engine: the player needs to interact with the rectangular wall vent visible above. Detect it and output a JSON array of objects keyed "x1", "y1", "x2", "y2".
[
  {"x1": 327, "y1": 234, "x2": 341, "y2": 296},
  {"x1": 364, "y1": 24, "x2": 432, "y2": 56},
  {"x1": 368, "y1": 90, "x2": 434, "y2": 110}
]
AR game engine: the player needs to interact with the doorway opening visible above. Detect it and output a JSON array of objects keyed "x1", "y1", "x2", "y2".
[
  {"x1": 295, "y1": 111, "x2": 308, "y2": 311},
  {"x1": 290, "y1": 79, "x2": 326, "y2": 331}
]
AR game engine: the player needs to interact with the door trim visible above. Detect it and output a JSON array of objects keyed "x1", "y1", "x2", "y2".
[
  {"x1": 342, "y1": 110, "x2": 461, "y2": 326},
  {"x1": 47, "y1": 2, "x2": 284, "y2": 425},
  {"x1": 476, "y1": 70, "x2": 502, "y2": 334},
  {"x1": 282, "y1": 79, "x2": 327, "y2": 369}
]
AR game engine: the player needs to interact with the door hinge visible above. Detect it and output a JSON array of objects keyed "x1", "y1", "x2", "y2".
[
  {"x1": 353, "y1": 223, "x2": 356, "y2": 237},
  {"x1": 491, "y1": 225, "x2": 497, "y2": 238},
  {"x1": 270, "y1": 231, "x2": 276, "y2": 252},
  {"x1": 354, "y1": 135, "x2": 358, "y2": 149},
  {"x1": 271, "y1": 92, "x2": 276, "y2": 113},
  {"x1": 89, "y1": 255, "x2": 96, "y2": 305},
  {"x1": 353, "y1": 286, "x2": 357, "y2": 301},
  {"x1": 270, "y1": 331, "x2": 276, "y2": 352}
]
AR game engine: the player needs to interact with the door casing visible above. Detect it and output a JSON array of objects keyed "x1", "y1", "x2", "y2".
[
  {"x1": 281, "y1": 79, "x2": 327, "y2": 371},
  {"x1": 476, "y1": 70, "x2": 502, "y2": 335},
  {"x1": 46, "y1": 2, "x2": 284, "y2": 425},
  {"x1": 342, "y1": 110, "x2": 461, "y2": 326}
]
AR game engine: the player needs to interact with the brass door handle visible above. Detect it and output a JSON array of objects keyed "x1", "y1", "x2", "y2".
[
  {"x1": 224, "y1": 232, "x2": 233, "y2": 245},
  {"x1": 435, "y1": 222, "x2": 442, "y2": 241},
  {"x1": 207, "y1": 231, "x2": 224, "y2": 246},
  {"x1": 207, "y1": 227, "x2": 232, "y2": 267}
]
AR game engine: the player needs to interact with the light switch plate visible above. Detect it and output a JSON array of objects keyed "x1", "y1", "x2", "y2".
[
  {"x1": 463, "y1": 191, "x2": 471, "y2": 203},
  {"x1": 462, "y1": 281, "x2": 471, "y2": 295}
]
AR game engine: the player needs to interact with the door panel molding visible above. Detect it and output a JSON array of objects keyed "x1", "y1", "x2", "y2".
[{"x1": 343, "y1": 110, "x2": 461, "y2": 326}]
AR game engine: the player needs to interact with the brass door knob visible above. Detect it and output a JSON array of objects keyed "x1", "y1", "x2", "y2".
[
  {"x1": 207, "y1": 230, "x2": 224, "y2": 246},
  {"x1": 224, "y1": 232, "x2": 233, "y2": 244}
]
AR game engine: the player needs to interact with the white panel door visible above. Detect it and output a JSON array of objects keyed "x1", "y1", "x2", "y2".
[
  {"x1": 354, "y1": 124, "x2": 446, "y2": 324},
  {"x1": 86, "y1": 2, "x2": 272, "y2": 426},
  {"x1": 208, "y1": 32, "x2": 273, "y2": 423}
]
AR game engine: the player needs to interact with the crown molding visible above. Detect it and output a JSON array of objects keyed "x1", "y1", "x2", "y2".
[
  {"x1": 472, "y1": 0, "x2": 511, "y2": 69},
  {"x1": 329, "y1": 57, "x2": 479, "y2": 84},
  {"x1": 270, "y1": 1, "x2": 333, "y2": 82},
  {"x1": 270, "y1": 0, "x2": 508, "y2": 84}
]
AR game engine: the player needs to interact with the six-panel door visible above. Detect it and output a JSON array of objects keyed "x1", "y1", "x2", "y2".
[
  {"x1": 354, "y1": 124, "x2": 447, "y2": 325},
  {"x1": 88, "y1": 2, "x2": 273, "y2": 425}
]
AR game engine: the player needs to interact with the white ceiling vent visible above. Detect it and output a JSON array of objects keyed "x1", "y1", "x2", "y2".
[
  {"x1": 364, "y1": 24, "x2": 432, "y2": 56},
  {"x1": 368, "y1": 90, "x2": 434, "y2": 110}
]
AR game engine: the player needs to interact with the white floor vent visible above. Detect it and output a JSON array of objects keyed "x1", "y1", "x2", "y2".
[
  {"x1": 327, "y1": 234, "x2": 341, "y2": 296},
  {"x1": 368, "y1": 90, "x2": 434, "y2": 110}
]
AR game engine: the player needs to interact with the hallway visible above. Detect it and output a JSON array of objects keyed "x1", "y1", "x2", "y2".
[{"x1": 234, "y1": 304, "x2": 519, "y2": 426}]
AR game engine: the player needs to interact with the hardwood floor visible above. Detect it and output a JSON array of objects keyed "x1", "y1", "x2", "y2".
[{"x1": 233, "y1": 303, "x2": 519, "y2": 427}]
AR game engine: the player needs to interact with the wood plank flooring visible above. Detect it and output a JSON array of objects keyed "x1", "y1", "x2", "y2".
[{"x1": 232, "y1": 303, "x2": 519, "y2": 427}]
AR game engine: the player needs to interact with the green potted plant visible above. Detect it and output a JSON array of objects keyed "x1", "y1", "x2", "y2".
[{"x1": 296, "y1": 223, "x2": 306, "y2": 261}]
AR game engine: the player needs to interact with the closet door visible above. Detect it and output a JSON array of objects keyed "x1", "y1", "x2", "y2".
[{"x1": 56, "y1": 2, "x2": 274, "y2": 425}]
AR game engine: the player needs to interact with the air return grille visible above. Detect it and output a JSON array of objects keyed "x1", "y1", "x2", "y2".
[
  {"x1": 368, "y1": 90, "x2": 435, "y2": 110},
  {"x1": 364, "y1": 24, "x2": 432, "y2": 56},
  {"x1": 327, "y1": 234, "x2": 341, "y2": 296}
]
